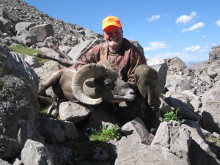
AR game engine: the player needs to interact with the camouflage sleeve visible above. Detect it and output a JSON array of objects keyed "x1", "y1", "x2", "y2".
[
  {"x1": 74, "y1": 47, "x2": 97, "y2": 71},
  {"x1": 127, "y1": 51, "x2": 146, "y2": 86}
]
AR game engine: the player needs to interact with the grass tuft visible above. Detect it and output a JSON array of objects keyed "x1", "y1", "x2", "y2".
[
  {"x1": 88, "y1": 124, "x2": 122, "y2": 142},
  {"x1": 163, "y1": 107, "x2": 182, "y2": 123},
  {"x1": 6, "y1": 44, "x2": 50, "y2": 65}
]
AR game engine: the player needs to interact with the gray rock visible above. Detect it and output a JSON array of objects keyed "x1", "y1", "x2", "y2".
[
  {"x1": 202, "y1": 81, "x2": 220, "y2": 134},
  {"x1": 0, "y1": 17, "x2": 15, "y2": 36},
  {"x1": 87, "y1": 109, "x2": 120, "y2": 130},
  {"x1": 29, "y1": 24, "x2": 54, "y2": 42},
  {"x1": 148, "y1": 59, "x2": 168, "y2": 94},
  {"x1": 168, "y1": 57, "x2": 187, "y2": 71},
  {"x1": 183, "y1": 120, "x2": 220, "y2": 165},
  {"x1": 0, "y1": 45, "x2": 39, "y2": 160},
  {"x1": 47, "y1": 145, "x2": 72, "y2": 165},
  {"x1": 15, "y1": 22, "x2": 36, "y2": 33},
  {"x1": 67, "y1": 39, "x2": 100, "y2": 62},
  {"x1": 36, "y1": 117, "x2": 65, "y2": 143},
  {"x1": 16, "y1": 29, "x2": 37, "y2": 46},
  {"x1": 0, "y1": 7, "x2": 20, "y2": 23},
  {"x1": 21, "y1": 139, "x2": 53, "y2": 165},
  {"x1": 16, "y1": 52, "x2": 40, "y2": 68},
  {"x1": 115, "y1": 136, "x2": 186, "y2": 165},
  {"x1": 164, "y1": 91, "x2": 200, "y2": 121},
  {"x1": 122, "y1": 117, "x2": 154, "y2": 145},
  {"x1": 0, "y1": 158, "x2": 11, "y2": 165},
  {"x1": 38, "y1": 47, "x2": 59, "y2": 58},
  {"x1": 165, "y1": 75, "x2": 192, "y2": 92},
  {"x1": 209, "y1": 46, "x2": 220, "y2": 62},
  {"x1": 59, "y1": 101, "x2": 92, "y2": 123},
  {"x1": 129, "y1": 40, "x2": 144, "y2": 55},
  {"x1": 152, "y1": 120, "x2": 220, "y2": 165},
  {"x1": 34, "y1": 60, "x2": 65, "y2": 88}
]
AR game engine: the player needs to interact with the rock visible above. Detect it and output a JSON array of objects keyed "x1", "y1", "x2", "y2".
[
  {"x1": 36, "y1": 117, "x2": 78, "y2": 143},
  {"x1": 15, "y1": 29, "x2": 37, "y2": 46},
  {"x1": 115, "y1": 136, "x2": 187, "y2": 165},
  {"x1": 0, "y1": 17, "x2": 15, "y2": 36},
  {"x1": 87, "y1": 109, "x2": 120, "y2": 130},
  {"x1": 21, "y1": 139, "x2": 53, "y2": 165},
  {"x1": 59, "y1": 101, "x2": 92, "y2": 123},
  {"x1": 0, "y1": 159, "x2": 11, "y2": 165},
  {"x1": 29, "y1": 24, "x2": 54, "y2": 42},
  {"x1": 168, "y1": 57, "x2": 187, "y2": 71},
  {"x1": 0, "y1": 45, "x2": 39, "y2": 160},
  {"x1": 34, "y1": 60, "x2": 65, "y2": 88},
  {"x1": 202, "y1": 81, "x2": 220, "y2": 134},
  {"x1": 16, "y1": 52, "x2": 40, "y2": 68},
  {"x1": 15, "y1": 22, "x2": 36, "y2": 33},
  {"x1": 0, "y1": 7, "x2": 20, "y2": 23},
  {"x1": 129, "y1": 40, "x2": 144, "y2": 55},
  {"x1": 152, "y1": 121, "x2": 191, "y2": 163},
  {"x1": 183, "y1": 120, "x2": 220, "y2": 165},
  {"x1": 67, "y1": 39, "x2": 101, "y2": 62},
  {"x1": 121, "y1": 117, "x2": 154, "y2": 145},
  {"x1": 148, "y1": 59, "x2": 168, "y2": 94},
  {"x1": 47, "y1": 145, "x2": 72, "y2": 165},
  {"x1": 164, "y1": 91, "x2": 201, "y2": 121},
  {"x1": 165, "y1": 75, "x2": 192, "y2": 93},
  {"x1": 209, "y1": 46, "x2": 220, "y2": 62}
]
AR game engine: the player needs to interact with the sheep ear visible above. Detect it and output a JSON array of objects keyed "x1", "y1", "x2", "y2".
[{"x1": 85, "y1": 80, "x2": 96, "y2": 88}]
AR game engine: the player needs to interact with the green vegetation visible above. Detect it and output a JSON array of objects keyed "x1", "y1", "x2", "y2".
[
  {"x1": 38, "y1": 105, "x2": 49, "y2": 117},
  {"x1": 88, "y1": 124, "x2": 122, "y2": 142},
  {"x1": 163, "y1": 107, "x2": 182, "y2": 123},
  {"x1": 206, "y1": 137, "x2": 220, "y2": 147},
  {"x1": 6, "y1": 44, "x2": 50, "y2": 65}
]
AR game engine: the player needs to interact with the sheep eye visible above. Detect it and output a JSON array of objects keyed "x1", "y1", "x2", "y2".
[{"x1": 105, "y1": 82, "x2": 114, "y2": 89}]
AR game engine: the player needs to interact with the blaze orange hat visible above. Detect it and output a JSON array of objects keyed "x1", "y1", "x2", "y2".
[{"x1": 102, "y1": 16, "x2": 122, "y2": 31}]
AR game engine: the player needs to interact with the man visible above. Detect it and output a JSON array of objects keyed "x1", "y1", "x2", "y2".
[{"x1": 74, "y1": 16, "x2": 161, "y2": 133}]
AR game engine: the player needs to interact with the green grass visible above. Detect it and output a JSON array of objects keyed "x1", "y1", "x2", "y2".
[
  {"x1": 206, "y1": 137, "x2": 220, "y2": 147},
  {"x1": 38, "y1": 105, "x2": 49, "y2": 117},
  {"x1": 6, "y1": 44, "x2": 50, "y2": 65},
  {"x1": 163, "y1": 107, "x2": 182, "y2": 123},
  {"x1": 88, "y1": 124, "x2": 122, "y2": 143}
]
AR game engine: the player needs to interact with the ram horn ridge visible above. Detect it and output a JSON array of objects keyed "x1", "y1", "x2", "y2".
[{"x1": 72, "y1": 63, "x2": 110, "y2": 105}]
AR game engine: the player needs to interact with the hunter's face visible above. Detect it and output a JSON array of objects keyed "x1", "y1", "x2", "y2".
[{"x1": 103, "y1": 26, "x2": 123, "y2": 52}]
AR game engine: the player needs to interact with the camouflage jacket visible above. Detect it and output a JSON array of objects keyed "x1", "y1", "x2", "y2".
[{"x1": 74, "y1": 38, "x2": 146, "y2": 85}]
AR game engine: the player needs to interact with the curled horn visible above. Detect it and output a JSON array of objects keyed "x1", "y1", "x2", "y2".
[{"x1": 72, "y1": 63, "x2": 108, "y2": 105}]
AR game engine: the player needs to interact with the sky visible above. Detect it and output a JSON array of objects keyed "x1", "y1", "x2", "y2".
[{"x1": 23, "y1": 0, "x2": 220, "y2": 64}]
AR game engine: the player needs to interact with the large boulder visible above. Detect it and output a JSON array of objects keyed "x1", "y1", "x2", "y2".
[
  {"x1": 15, "y1": 22, "x2": 36, "y2": 33},
  {"x1": 147, "y1": 59, "x2": 168, "y2": 94},
  {"x1": 0, "y1": 45, "x2": 39, "y2": 160},
  {"x1": 0, "y1": 17, "x2": 15, "y2": 36},
  {"x1": 202, "y1": 81, "x2": 220, "y2": 134},
  {"x1": 165, "y1": 75, "x2": 192, "y2": 93},
  {"x1": 152, "y1": 120, "x2": 220, "y2": 165},
  {"x1": 209, "y1": 46, "x2": 220, "y2": 63},
  {"x1": 29, "y1": 24, "x2": 54, "y2": 42},
  {"x1": 21, "y1": 139, "x2": 53, "y2": 165},
  {"x1": 67, "y1": 39, "x2": 102, "y2": 62},
  {"x1": 36, "y1": 117, "x2": 78, "y2": 143},
  {"x1": 0, "y1": 7, "x2": 20, "y2": 23},
  {"x1": 167, "y1": 57, "x2": 187, "y2": 73}
]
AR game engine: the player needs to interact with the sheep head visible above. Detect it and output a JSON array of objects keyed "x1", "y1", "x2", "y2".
[{"x1": 72, "y1": 62, "x2": 135, "y2": 105}]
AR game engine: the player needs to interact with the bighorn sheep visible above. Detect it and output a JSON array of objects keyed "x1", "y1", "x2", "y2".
[{"x1": 38, "y1": 59, "x2": 136, "y2": 105}]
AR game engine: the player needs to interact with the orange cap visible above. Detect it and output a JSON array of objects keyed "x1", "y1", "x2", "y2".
[{"x1": 102, "y1": 16, "x2": 122, "y2": 31}]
